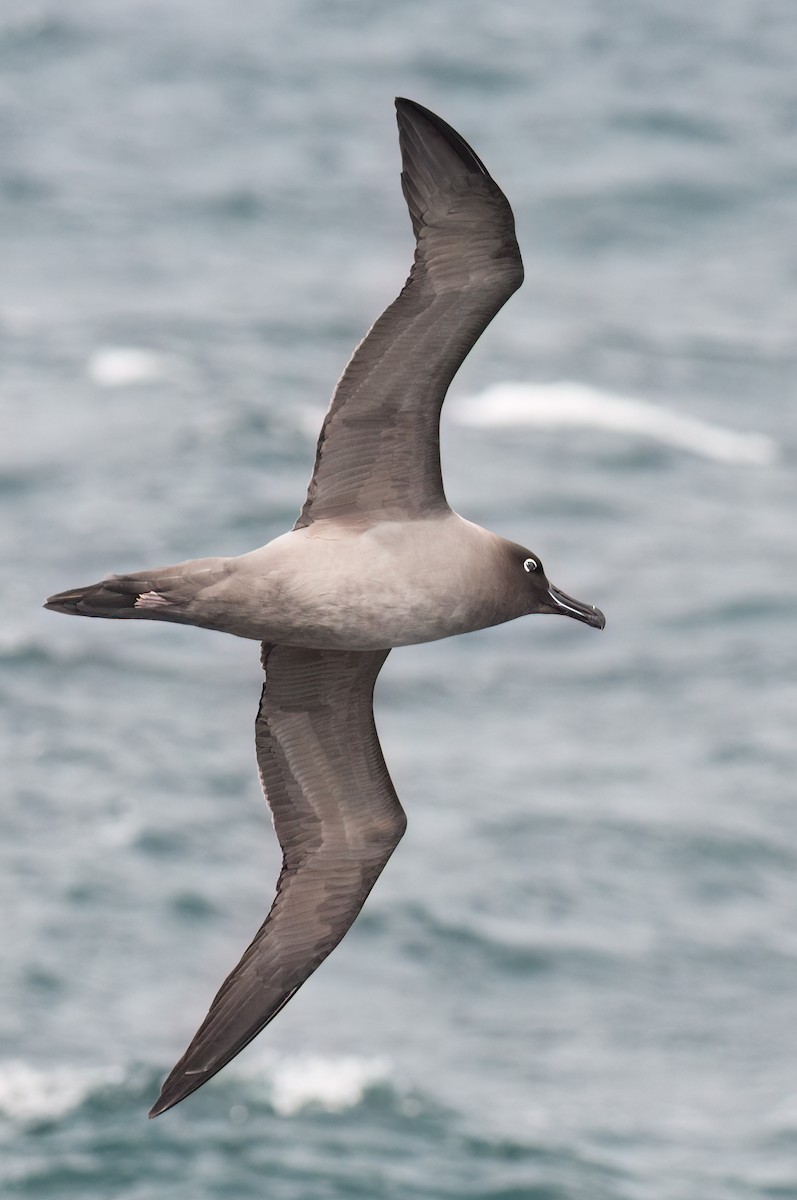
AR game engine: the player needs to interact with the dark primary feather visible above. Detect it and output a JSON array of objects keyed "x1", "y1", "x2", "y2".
[
  {"x1": 149, "y1": 644, "x2": 405, "y2": 1117},
  {"x1": 294, "y1": 97, "x2": 524, "y2": 531}
]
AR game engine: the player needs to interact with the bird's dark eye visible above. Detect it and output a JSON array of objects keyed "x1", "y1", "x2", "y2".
[{"x1": 523, "y1": 558, "x2": 538, "y2": 573}]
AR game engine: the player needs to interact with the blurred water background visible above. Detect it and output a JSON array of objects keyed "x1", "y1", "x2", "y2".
[{"x1": 2, "y1": 1, "x2": 796, "y2": 1197}]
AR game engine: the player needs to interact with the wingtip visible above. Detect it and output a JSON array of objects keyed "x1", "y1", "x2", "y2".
[
  {"x1": 394, "y1": 96, "x2": 421, "y2": 116},
  {"x1": 147, "y1": 1077, "x2": 195, "y2": 1118},
  {"x1": 148, "y1": 1058, "x2": 215, "y2": 1118},
  {"x1": 147, "y1": 1081, "x2": 179, "y2": 1118},
  {"x1": 393, "y1": 97, "x2": 490, "y2": 179}
]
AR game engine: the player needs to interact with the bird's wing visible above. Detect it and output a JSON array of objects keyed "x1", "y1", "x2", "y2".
[
  {"x1": 295, "y1": 98, "x2": 524, "y2": 530},
  {"x1": 149, "y1": 643, "x2": 404, "y2": 1117}
]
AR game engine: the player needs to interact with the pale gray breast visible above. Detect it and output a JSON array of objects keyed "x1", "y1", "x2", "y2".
[{"x1": 225, "y1": 517, "x2": 521, "y2": 648}]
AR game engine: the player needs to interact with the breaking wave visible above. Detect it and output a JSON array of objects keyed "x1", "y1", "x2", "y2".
[
  {"x1": 455, "y1": 381, "x2": 778, "y2": 465},
  {"x1": 0, "y1": 1053, "x2": 395, "y2": 1126},
  {"x1": 0, "y1": 1060, "x2": 125, "y2": 1124},
  {"x1": 87, "y1": 347, "x2": 184, "y2": 388}
]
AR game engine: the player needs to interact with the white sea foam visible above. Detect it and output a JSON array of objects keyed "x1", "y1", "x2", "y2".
[
  {"x1": 235, "y1": 1052, "x2": 390, "y2": 1116},
  {"x1": 270, "y1": 1054, "x2": 389, "y2": 1116},
  {"x1": 0, "y1": 1059, "x2": 123, "y2": 1123},
  {"x1": 87, "y1": 347, "x2": 177, "y2": 387},
  {"x1": 0, "y1": 1054, "x2": 390, "y2": 1123},
  {"x1": 456, "y1": 381, "x2": 778, "y2": 465}
]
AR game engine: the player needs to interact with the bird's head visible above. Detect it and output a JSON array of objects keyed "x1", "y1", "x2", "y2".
[{"x1": 512, "y1": 546, "x2": 605, "y2": 629}]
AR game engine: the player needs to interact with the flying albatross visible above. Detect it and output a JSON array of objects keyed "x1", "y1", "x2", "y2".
[{"x1": 45, "y1": 99, "x2": 605, "y2": 1117}]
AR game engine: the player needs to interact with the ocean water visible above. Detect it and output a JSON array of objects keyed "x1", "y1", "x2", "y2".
[{"x1": 2, "y1": 1, "x2": 796, "y2": 1196}]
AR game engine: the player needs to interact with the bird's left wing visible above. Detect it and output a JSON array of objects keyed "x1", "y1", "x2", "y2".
[
  {"x1": 149, "y1": 643, "x2": 404, "y2": 1117},
  {"x1": 294, "y1": 98, "x2": 523, "y2": 529}
]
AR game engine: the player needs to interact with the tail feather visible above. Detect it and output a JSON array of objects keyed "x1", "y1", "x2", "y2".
[
  {"x1": 45, "y1": 557, "x2": 232, "y2": 623},
  {"x1": 44, "y1": 576, "x2": 156, "y2": 618}
]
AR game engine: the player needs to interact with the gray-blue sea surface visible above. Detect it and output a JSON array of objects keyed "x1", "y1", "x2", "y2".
[{"x1": 2, "y1": 1, "x2": 796, "y2": 1197}]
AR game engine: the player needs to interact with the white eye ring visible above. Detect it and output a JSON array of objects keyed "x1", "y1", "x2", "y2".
[{"x1": 523, "y1": 558, "x2": 538, "y2": 572}]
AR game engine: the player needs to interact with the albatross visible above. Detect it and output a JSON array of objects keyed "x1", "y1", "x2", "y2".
[{"x1": 45, "y1": 98, "x2": 605, "y2": 1117}]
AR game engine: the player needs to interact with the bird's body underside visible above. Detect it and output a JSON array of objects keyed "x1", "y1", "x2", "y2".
[
  {"x1": 45, "y1": 99, "x2": 604, "y2": 1117},
  {"x1": 45, "y1": 514, "x2": 537, "y2": 649}
]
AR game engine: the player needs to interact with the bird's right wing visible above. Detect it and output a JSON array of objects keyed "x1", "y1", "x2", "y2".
[
  {"x1": 149, "y1": 644, "x2": 404, "y2": 1117},
  {"x1": 295, "y1": 98, "x2": 524, "y2": 530}
]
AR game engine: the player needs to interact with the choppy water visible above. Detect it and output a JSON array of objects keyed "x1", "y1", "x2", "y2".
[{"x1": 2, "y1": 1, "x2": 796, "y2": 1197}]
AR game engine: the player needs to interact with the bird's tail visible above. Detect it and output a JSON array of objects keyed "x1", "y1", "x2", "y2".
[
  {"x1": 44, "y1": 574, "x2": 164, "y2": 619},
  {"x1": 45, "y1": 557, "x2": 232, "y2": 623}
]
